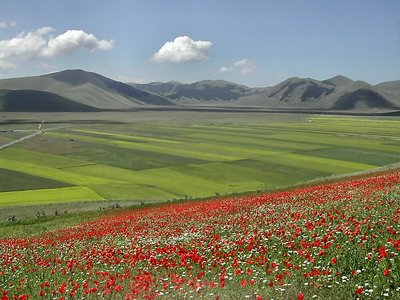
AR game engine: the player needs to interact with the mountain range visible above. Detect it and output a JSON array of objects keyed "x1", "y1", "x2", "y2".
[
  {"x1": 0, "y1": 69, "x2": 399, "y2": 112},
  {"x1": 0, "y1": 69, "x2": 173, "y2": 112}
]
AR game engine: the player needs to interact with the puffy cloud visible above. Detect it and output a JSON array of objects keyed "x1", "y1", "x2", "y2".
[
  {"x1": 0, "y1": 27, "x2": 113, "y2": 70},
  {"x1": 42, "y1": 30, "x2": 114, "y2": 57},
  {"x1": 0, "y1": 21, "x2": 17, "y2": 28},
  {"x1": 152, "y1": 36, "x2": 212, "y2": 63},
  {"x1": 220, "y1": 58, "x2": 255, "y2": 75},
  {"x1": 0, "y1": 27, "x2": 52, "y2": 65}
]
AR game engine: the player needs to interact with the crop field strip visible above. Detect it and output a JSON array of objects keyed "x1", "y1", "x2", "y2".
[
  {"x1": 0, "y1": 116, "x2": 399, "y2": 206},
  {"x1": 0, "y1": 168, "x2": 71, "y2": 192},
  {"x1": 0, "y1": 186, "x2": 103, "y2": 206}
]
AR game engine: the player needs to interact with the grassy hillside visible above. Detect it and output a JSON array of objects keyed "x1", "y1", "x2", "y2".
[
  {"x1": 236, "y1": 77, "x2": 399, "y2": 111},
  {"x1": 0, "y1": 172, "x2": 399, "y2": 299},
  {"x1": 375, "y1": 80, "x2": 400, "y2": 106},
  {"x1": 0, "y1": 89, "x2": 100, "y2": 112},
  {"x1": 0, "y1": 69, "x2": 173, "y2": 110},
  {"x1": 332, "y1": 88, "x2": 397, "y2": 110}
]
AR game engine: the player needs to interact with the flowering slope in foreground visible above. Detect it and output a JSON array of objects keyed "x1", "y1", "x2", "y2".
[{"x1": 1, "y1": 172, "x2": 399, "y2": 299}]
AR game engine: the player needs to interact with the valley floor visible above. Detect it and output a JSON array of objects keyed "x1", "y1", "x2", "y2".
[{"x1": 0, "y1": 111, "x2": 399, "y2": 223}]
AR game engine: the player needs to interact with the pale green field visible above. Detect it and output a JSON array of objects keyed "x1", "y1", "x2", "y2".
[
  {"x1": 0, "y1": 114, "x2": 399, "y2": 211},
  {"x1": 0, "y1": 186, "x2": 103, "y2": 206}
]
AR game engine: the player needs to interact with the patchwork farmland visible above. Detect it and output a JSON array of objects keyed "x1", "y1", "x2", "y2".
[{"x1": 0, "y1": 115, "x2": 399, "y2": 209}]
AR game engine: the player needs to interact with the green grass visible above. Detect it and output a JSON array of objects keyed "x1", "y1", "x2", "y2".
[
  {"x1": 257, "y1": 152, "x2": 376, "y2": 174},
  {"x1": 0, "y1": 207, "x2": 115, "y2": 237},
  {"x1": 89, "y1": 183, "x2": 177, "y2": 200},
  {"x1": 0, "y1": 114, "x2": 399, "y2": 215},
  {"x1": 297, "y1": 146, "x2": 400, "y2": 166},
  {"x1": 0, "y1": 168, "x2": 71, "y2": 192},
  {"x1": 258, "y1": 116, "x2": 400, "y2": 137},
  {"x1": 228, "y1": 159, "x2": 332, "y2": 181},
  {"x1": 65, "y1": 143, "x2": 206, "y2": 171},
  {"x1": 47, "y1": 131, "x2": 243, "y2": 161},
  {"x1": 0, "y1": 186, "x2": 103, "y2": 206},
  {"x1": 0, "y1": 147, "x2": 94, "y2": 168},
  {"x1": 267, "y1": 131, "x2": 400, "y2": 153},
  {"x1": 72, "y1": 128, "x2": 183, "y2": 144},
  {"x1": 0, "y1": 157, "x2": 121, "y2": 185}
]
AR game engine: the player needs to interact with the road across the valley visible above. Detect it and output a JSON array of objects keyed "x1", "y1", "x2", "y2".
[{"x1": 0, "y1": 127, "x2": 65, "y2": 150}]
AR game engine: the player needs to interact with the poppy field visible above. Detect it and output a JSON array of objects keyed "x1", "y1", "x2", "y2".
[{"x1": 1, "y1": 171, "x2": 399, "y2": 299}]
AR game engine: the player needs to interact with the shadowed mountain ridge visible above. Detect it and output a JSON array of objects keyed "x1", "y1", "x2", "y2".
[{"x1": 0, "y1": 70, "x2": 398, "y2": 111}]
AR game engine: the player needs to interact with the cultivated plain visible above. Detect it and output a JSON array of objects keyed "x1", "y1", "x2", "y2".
[{"x1": 0, "y1": 112, "x2": 399, "y2": 223}]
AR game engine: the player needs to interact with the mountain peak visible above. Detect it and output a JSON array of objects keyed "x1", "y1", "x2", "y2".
[
  {"x1": 0, "y1": 69, "x2": 174, "y2": 111},
  {"x1": 47, "y1": 69, "x2": 105, "y2": 86},
  {"x1": 323, "y1": 75, "x2": 354, "y2": 86},
  {"x1": 166, "y1": 80, "x2": 182, "y2": 85}
]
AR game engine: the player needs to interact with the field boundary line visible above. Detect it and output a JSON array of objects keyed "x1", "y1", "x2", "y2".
[{"x1": 0, "y1": 126, "x2": 67, "y2": 151}]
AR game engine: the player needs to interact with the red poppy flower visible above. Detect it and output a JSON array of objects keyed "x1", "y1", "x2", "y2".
[{"x1": 383, "y1": 268, "x2": 390, "y2": 276}]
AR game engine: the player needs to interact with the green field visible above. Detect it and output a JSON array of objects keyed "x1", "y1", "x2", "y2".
[{"x1": 0, "y1": 114, "x2": 399, "y2": 215}]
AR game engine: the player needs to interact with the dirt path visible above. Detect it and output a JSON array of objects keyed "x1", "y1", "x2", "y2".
[{"x1": 0, "y1": 127, "x2": 65, "y2": 150}]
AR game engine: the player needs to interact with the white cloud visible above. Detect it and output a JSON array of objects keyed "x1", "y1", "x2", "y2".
[
  {"x1": 220, "y1": 58, "x2": 255, "y2": 75},
  {"x1": 0, "y1": 27, "x2": 114, "y2": 71},
  {"x1": 43, "y1": 30, "x2": 114, "y2": 57},
  {"x1": 0, "y1": 27, "x2": 51, "y2": 64},
  {"x1": 234, "y1": 59, "x2": 255, "y2": 74},
  {"x1": 219, "y1": 66, "x2": 233, "y2": 73},
  {"x1": 152, "y1": 36, "x2": 212, "y2": 63},
  {"x1": 35, "y1": 27, "x2": 55, "y2": 35},
  {"x1": 0, "y1": 21, "x2": 17, "y2": 28}
]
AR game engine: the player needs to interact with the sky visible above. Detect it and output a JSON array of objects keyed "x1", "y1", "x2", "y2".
[{"x1": 0, "y1": 0, "x2": 399, "y2": 87}]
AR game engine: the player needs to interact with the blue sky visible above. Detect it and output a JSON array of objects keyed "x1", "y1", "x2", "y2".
[{"x1": 0, "y1": 0, "x2": 399, "y2": 86}]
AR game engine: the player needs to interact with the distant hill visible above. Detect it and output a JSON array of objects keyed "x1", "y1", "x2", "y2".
[
  {"x1": 0, "y1": 69, "x2": 173, "y2": 111},
  {"x1": 0, "y1": 70, "x2": 398, "y2": 112},
  {"x1": 375, "y1": 80, "x2": 400, "y2": 105},
  {"x1": 322, "y1": 75, "x2": 354, "y2": 87},
  {"x1": 131, "y1": 80, "x2": 257, "y2": 104},
  {"x1": 132, "y1": 75, "x2": 399, "y2": 111},
  {"x1": 237, "y1": 77, "x2": 336, "y2": 107},
  {"x1": 131, "y1": 81, "x2": 182, "y2": 95},
  {"x1": 236, "y1": 76, "x2": 400, "y2": 111},
  {"x1": 332, "y1": 88, "x2": 397, "y2": 110},
  {"x1": 0, "y1": 89, "x2": 99, "y2": 112}
]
